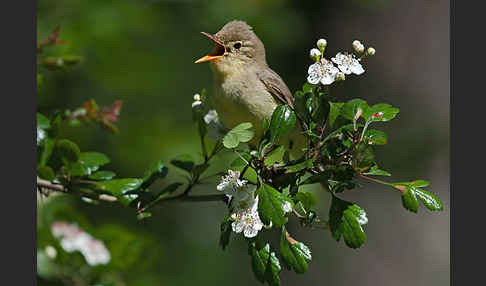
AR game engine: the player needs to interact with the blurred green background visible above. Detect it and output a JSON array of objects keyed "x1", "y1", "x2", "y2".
[{"x1": 37, "y1": 0, "x2": 449, "y2": 285}]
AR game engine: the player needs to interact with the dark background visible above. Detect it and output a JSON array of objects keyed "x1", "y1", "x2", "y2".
[{"x1": 37, "y1": 0, "x2": 449, "y2": 285}]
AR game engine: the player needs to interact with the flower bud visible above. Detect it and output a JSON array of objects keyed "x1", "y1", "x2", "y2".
[
  {"x1": 366, "y1": 47, "x2": 376, "y2": 56},
  {"x1": 309, "y1": 48, "x2": 321, "y2": 61},
  {"x1": 193, "y1": 93, "x2": 201, "y2": 101},
  {"x1": 352, "y1": 40, "x2": 364, "y2": 54},
  {"x1": 317, "y1": 38, "x2": 327, "y2": 50}
]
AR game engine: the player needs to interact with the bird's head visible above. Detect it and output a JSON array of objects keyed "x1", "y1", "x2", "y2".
[{"x1": 195, "y1": 21, "x2": 267, "y2": 73}]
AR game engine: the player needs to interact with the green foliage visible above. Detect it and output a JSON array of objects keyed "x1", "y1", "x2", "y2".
[
  {"x1": 223, "y1": 122, "x2": 254, "y2": 148},
  {"x1": 36, "y1": 26, "x2": 443, "y2": 286}
]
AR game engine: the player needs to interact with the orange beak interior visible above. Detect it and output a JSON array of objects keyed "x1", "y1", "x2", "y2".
[{"x1": 195, "y1": 32, "x2": 226, "y2": 63}]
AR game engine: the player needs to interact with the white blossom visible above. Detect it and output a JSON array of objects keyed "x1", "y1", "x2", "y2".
[
  {"x1": 231, "y1": 196, "x2": 264, "y2": 238},
  {"x1": 331, "y1": 52, "x2": 365, "y2": 75},
  {"x1": 217, "y1": 170, "x2": 256, "y2": 202},
  {"x1": 309, "y1": 48, "x2": 321, "y2": 60},
  {"x1": 203, "y1": 110, "x2": 218, "y2": 124},
  {"x1": 193, "y1": 93, "x2": 201, "y2": 101},
  {"x1": 50, "y1": 221, "x2": 110, "y2": 266},
  {"x1": 307, "y1": 60, "x2": 339, "y2": 85},
  {"x1": 317, "y1": 38, "x2": 327, "y2": 50},
  {"x1": 352, "y1": 40, "x2": 365, "y2": 53}
]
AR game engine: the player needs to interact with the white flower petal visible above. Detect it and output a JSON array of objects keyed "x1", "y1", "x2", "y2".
[
  {"x1": 232, "y1": 220, "x2": 244, "y2": 233},
  {"x1": 282, "y1": 201, "x2": 293, "y2": 213},
  {"x1": 307, "y1": 63, "x2": 323, "y2": 84},
  {"x1": 243, "y1": 226, "x2": 259, "y2": 238}
]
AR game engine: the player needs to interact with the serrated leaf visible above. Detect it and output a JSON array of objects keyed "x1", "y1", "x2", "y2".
[
  {"x1": 329, "y1": 196, "x2": 368, "y2": 249},
  {"x1": 280, "y1": 227, "x2": 312, "y2": 274},
  {"x1": 269, "y1": 105, "x2": 296, "y2": 143},
  {"x1": 264, "y1": 146, "x2": 285, "y2": 166},
  {"x1": 249, "y1": 242, "x2": 281, "y2": 286},
  {"x1": 294, "y1": 91, "x2": 311, "y2": 123},
  {"x1": 329, "y1": 102, "x2": 344, "y2": 127},
  {"x1": 340, "y1": 99, "x2": 369, "y2": 121},
  {"x1": 223, "y1": 122, "x2": 254, "y2": 149},
  {"x1": 363, "y1": 103, "x2": 400, "y2": 122},
  {"x1": 393, "y1": 181, "x2": 443, "y2": 212},
  {"x1": 295, "y1": 192, "x2": 317, "y2": 210},
  {"x1": 94, "y1": 179, "x2": 143, "y2": 196},
  {"x1": 142, "y1": 160, "x2": 168, "y2": 188},
  {"x1": 88, "y1": 171, "x2": 116, "y2": 181},
  {"x1": 257, "y1": 184, "x2": 293, "y2": 227},
  {"x1": 365, "y1": 129, "x2": 387, "y2": 145},
  {"x1": 79, "y1": 152, "x2": 110, "y2": 172},
  {"x1": 170, "y1": 154, "x2": 195, "y2": 173},
  {"x1": 352, "y1": 142, "x2": 375, "y2": 171}
]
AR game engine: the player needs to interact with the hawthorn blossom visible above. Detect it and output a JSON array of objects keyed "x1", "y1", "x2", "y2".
[
  {"x1": 309, "y1": 48, "x2": 321, "y2": 60},
  {"x1": 50, "y1": 221, "x2": 110, "y2": 266},
  {"x1": 331, "y1": 52, "x2": 365, "y2": 75},
  {"x1": 317, "y1": 38, "x2": 327, "y2": 50},
  {"x1": 217, "y1": 170, "x2": 255, "y2": 202},
  {"x1": 282, "y1": 201, "x2": 293, "y2": 213},
  {"x1": 307, "y1": 60, "x2": 339, "y2": 85},
  {"x1": 231, "y1": 196, "x2": 264, "y2": 238},
  {"x1": 366, "y1": 47, "x2": 376, "y2": 56}
]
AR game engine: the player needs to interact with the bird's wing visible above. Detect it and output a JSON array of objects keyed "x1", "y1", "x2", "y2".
[{"x1": 257, "y1": 67, "x2": 294, "y2": 108}]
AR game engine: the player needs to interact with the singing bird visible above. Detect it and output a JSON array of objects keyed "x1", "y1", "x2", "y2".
[{"x1": 195, "y1": 20, "x2": 305, "y2": 152}]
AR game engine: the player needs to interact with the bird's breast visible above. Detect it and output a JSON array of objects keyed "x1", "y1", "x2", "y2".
[{"x1": 212, "y1": 71, "x2": 278, "y2": 139}]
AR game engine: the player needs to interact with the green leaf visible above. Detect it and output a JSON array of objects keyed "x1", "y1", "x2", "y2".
[
  {"x1": 363, "y1": 165, "x2": 391, "y2": 176},
  {"x1": 39, "y1": 138, "x2": 55, "y2": 166},
  {"x1": 295, "y1": 192, "x2": 317, "y2": 210},
  {"x1": 352, "y1": 142, "x2": 375, "y2": 171},
  {"x1": 264, "y1": 146, "x2": 285, "y2": 166},
  {"x1": 329, "y1": 102, "x2": 344, "y2": 127},
  {"x1": 340, "y1": 99, "x2": 369, "y2": 121},
  {"x1": 301, "y1": 171, "x2": 331, "y2": 185},
  {"x1": 269, "y1": 105, "x2": 296, "y2": 143},
  {"x1": 256, "y1": 184, "x2": 293, "y2": 227},
  {"x1": 363, "y1": 103, "x2": 400, "y2": 122},
  {"x1": 66, "y1": 162, "x2": 92, "y2": 177},
  {"x1": 137, "y1": 212, "x2": 152, "y2": 220},
  {"x1": 249, "y1": 242, "x2": 281, "y2": 286},
  {"x1": 142, "y1": 160, "x2": 168, "y2": 188},
  {"x1": 223, "y1": 122, "x2": 254, "y2": 149},
  {"x1": 170, "y1": 154, "x2": 195, "y2": 173},
  {"x1": 37, "y1": 113, "x2": 50, "y2": 130},
  {"x1": 79, "y1": 152, "x2": 110, "y2": 171},
  {"x1": 55, "y1": 139, "x2": 80, "y2": 164},
  {"x1": 94, "y1": 179, "x2": 143, "y2": 196},
  {"x1": 302, "y1": 82, "x2": 313, "y2": 93},
  {"x1": 329, "y1": 196, "x2": 368, "y2": 249},
  {"x1": 264, "y1": 249, "x2": 281, "y2": 286},
  {"x1": 286, "y1": 159, "x2": 314, "y2": 173},
  {"x1": 294, "y1": 91, "x2": 311, "y2": 123},
  {"x1": 393, "y1": 181, "x2": 443, "y2": 213},
  {"x1": 88, "y1": 171, "x2": 116, "y2": 181},
  {"x1": 280, "y1": 227, "x2": 312, "y2": 274},
  {"x1": 365, "y1": 129, "x2": 387, "y2": 145}
]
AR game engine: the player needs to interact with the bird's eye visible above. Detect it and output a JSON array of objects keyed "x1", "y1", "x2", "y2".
[{"x1": 234, "y1": 42, "x2": 242, "y2": 49}]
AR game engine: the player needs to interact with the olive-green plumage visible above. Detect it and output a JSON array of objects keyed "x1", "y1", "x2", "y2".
[{"x1": 197, "y1": 20, "x2": 304, "y2": 152}]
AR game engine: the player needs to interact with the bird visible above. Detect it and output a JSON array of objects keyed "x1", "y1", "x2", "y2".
[{"x1": 195, "y1": 20, "x2": 305, "y2": 153}]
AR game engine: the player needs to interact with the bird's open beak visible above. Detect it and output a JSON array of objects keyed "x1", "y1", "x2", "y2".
[{"x1": 195, "y1": 32, "x2": 226, "y2": 63}]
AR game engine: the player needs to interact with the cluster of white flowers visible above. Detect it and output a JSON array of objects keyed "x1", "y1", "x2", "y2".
[
  {"x1": 50, "y1": 221, "x2": 111, "y2": 266},
  {"x1": 217, "y1": 170, "x2": 263, "y2": 238},
  {"x1": 307, "y1": 38, "x2": 375, "y2": 86}
]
